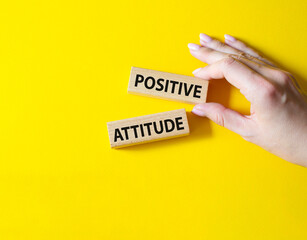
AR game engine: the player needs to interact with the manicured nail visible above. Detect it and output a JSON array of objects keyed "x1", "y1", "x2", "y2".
[
  {"x1": 192, "y1": 105, "x2": 207, "y2": 117},
  {"x1": 191, "y1": 108, "x2": 206, "y2": 117},
  {"x1": 188, "y1": 43, "x2": 201, "y2": 51},
  {"x1": 224, "y1": 34, "x2": 236, "y2": 42},
  {"x1": 192, "y1": 68, "x2": 202, "y2": 75},
  {"x1": 199, "y1": 33, "x2": 212, "y2": 43}
]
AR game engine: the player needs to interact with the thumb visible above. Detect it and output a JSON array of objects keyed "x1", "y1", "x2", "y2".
[{"x1": 192, "y1": 103, "x2": 253, "y2": 137}]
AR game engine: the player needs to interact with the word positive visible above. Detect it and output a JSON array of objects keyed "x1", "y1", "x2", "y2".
[{"x1": 128, "y1": 67, "x2": 208, "y2": 104}]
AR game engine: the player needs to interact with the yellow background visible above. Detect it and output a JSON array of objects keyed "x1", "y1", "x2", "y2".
[{"x1": 0, "y1": 0, "x2": 307, "y2": 239}]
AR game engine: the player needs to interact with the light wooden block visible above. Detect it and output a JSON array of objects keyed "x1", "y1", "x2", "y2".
[
  {"x1": 107, "y1": 109, "x2": 190, "y2": 148},
  {"x1": 128, "y1": 67, "x2": 209, "y2": 104}
]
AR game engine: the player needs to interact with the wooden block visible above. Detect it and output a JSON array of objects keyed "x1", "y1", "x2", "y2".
[
  {"x1": 107, "y1": 109, "x2": 190, "y2": 148},
  {"x1": 128, "y1": 67, "x2": 209, "y2": 104}
]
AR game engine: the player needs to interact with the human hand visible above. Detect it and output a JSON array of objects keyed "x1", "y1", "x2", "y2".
[{"x1": 188, "y1": 34, "x2": 307, "y2": 167}]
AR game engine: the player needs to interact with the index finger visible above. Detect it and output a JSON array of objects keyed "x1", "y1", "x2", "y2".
[{"x1": 193, "y1": 56, "x2": 273, "y2": 104}]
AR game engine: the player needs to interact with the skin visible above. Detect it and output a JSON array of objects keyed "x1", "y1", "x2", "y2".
[{"x1": 188, "y1": 33, "x2": 307, "y2": 167}]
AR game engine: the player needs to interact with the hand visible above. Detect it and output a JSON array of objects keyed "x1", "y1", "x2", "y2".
[{"x1": 188, "y1": 33, "x2": 307, "y2": 167}]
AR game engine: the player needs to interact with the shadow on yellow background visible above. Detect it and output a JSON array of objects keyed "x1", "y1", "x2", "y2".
[{"x1": 124, "y1": 78, "x2": 232, "y2": 150}]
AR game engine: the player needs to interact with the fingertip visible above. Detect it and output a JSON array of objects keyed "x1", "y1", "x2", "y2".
[
  {"x1": 188, "y1": 43, "x2": 201, "y2": 51},
  {"x1": 199, "y1": 33, "x2": 212, "y2": 43},
  {"x1": 224, "y1": 34, "x2": 236, "y2": 42},
  {"x1": 192, "y1": 68, "x2": 202, "y2": 75},
  {"x1": 191, "y1": 108, "x2": 207, "y2": 117},
  {"x1": 192, "y1": 104, "x2": 207, "y2": 117}
]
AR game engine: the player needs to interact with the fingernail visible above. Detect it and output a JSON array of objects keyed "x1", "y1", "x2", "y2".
[
  {"x1": 224, "y1": 34, "x2": 236, "y2": 42},
  {"x1": 192, "y1": 68, "x2": 202, "y2": 75},
  {"x1": 199, "y1": 33, "x2": 212, "y2": 43},
  {"x1": 188, "y1": 43, "x2": 201, "y2": 51},
  {"x1": 192, "y1": 107, "x2": 207, "y2": 117}
]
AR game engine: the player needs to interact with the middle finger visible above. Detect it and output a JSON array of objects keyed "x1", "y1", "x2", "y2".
[
  {"x1": 199, "y1": 33, "x2": 242, "y2": 55},
  {"x1": 199, "y1": 33, "x2": 272, "y2": 67}
]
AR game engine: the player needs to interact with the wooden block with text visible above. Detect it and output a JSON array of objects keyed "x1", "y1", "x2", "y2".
[
  {"x1": 128, "y1": 67, "x2": 208, "y2": 104},
  {"x1": 107, "y1": 109, "x2": 190, "y2": 148}
]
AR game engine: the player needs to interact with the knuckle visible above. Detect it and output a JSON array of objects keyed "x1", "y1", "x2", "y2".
[
  {"x1": 213, "y1": 107, "x2": 227, "y2": 127},
  {"x1": 261, "y1": 81, "x2": 278, "y2": 100},
  {"x1": 222, "y1": 56, "x2": 236, "y2": 67},
  {"x1": 199, "y1": 46, "x2": 213, "y2": 55},
  {"x1": 273, "y1": 70, "x2": 291, "y2": 85},
  {"x1": 214, "y1": 40, "x2": 226, "y2": 50},
  {"x1": 215, "y1": 113, "x2": 225, "y2": 127},
  {"x1": 246, "y1": 54, "x2": 255, "y2": 60}
]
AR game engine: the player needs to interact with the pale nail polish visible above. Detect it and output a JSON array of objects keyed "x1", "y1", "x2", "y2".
[
  {"x1": 191, "y1": 108, "x2": 206, "y2": 117},
  {"x1": 224, "y1": 34, "x2": 236, "y2": 42},
  {"x1": 188, "y1": 43, "x2": 201, "y2": 51},
  {"x1": 192, "y1": 68, "x2": 202, "y2": 75},
  {"x1": 199, "y1": 33, "x2": 212, "y2": 42}
]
